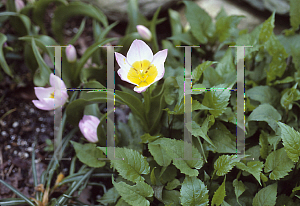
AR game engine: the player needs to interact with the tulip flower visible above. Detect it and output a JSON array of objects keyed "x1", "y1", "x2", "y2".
[
  {"x1": 136, "y1": 25, "x2": 152, "y2": 41},
  {"x1": 65, "y1": 44, "x2": 77, "y2": 63},
  {"x1": 79, "y1": 115, "x2": 100, "y2": 143},
  {"x1": 115, "y1": 39, "x2": 167, "y2": 93},
  {"x1": 32, "y1": 73, "x2": 68, "y2": 110},
  {"x1": 15, "y1": 0, "x2": 25, "y2": 12}
]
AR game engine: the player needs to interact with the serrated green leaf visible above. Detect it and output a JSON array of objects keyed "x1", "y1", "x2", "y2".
[
  {"x1": 233, "y1": 179, "x2": 246, "y2": 205},
  {"x1": 280, "y1": 84, "x2": 300, "y2": 110},
  {"x1": 214, "y1": 155, "x2": 241, "y2": 176},
  {"x1": 278, "y1": 122, "x2": 300, "y2": 162},
  {"x1": 248, "y1": 104, "x2": 281, "y2": 132},
  {"x1": 140, "y1": 133, "x2": 160, "y2": 144},
  {"x1": 264, "y1": 148, "x2": 294, "y2": 180},
  {"x1": 202, "y1": 67, "x2": 223, "y2": 88},
  {"x1": 216, "y1": 15, "x2": 244, "y2": 43},
  {"x1": 259, "y1": 131, "x2": 270, "y2": 159},
  {"x1": 202, "y1": 85, "x2": 231, "y2": 118},
  {"x1": 192, "y1": 61, "x2": 216, "y2": 82},
  {"x1": 183, "y1": 1, "x2": 215, "y2": 44},
  {"x1": 259, "y1": 12, "x2": 275, "y2": 43},
  {"x1": 112, "y1": 177, "x2": 153, "y2": 206},
  {"x1": 97, "y1": 187, "x2": 120, "y2": 205},
  {"x1": 151, "y1": 138, "x2": 203, "y2": 176},
  {"x1": 148, "y1": 141, "x2": 172, "y2": 167},
  {"x1": 98, "y1": 147, "x2": 150, "y2": 183},
  {"x1": 180, "y1": 176, "x2": 209, "y2": 206},
  {"x1": 162, "y1": 190, "x2": 181, "y2": 206},
  {"x1": 70, "y1": 141, "x2": 106, "y2": 168},
  {"x1": 289, "y1": 0, "x2": 300, "y2": 32},
  {"x1": 212, "y1": 176, "x2": 226, "y2": 206},
  {"x1": 235, "y1": 161, "x2": 264, "y2": 185},
  {"x1": 246, "y1": 86, "x2": 280, "y2": 106},
  {"x1": 253, "y1": 183, "x2": 277, "y2": 206},
  {"x1": 163, "y1": 76, "x2": 178, "y2": 105},
  {"x1": 150, "y1": 167, "x2": 157, "y2": 186}
]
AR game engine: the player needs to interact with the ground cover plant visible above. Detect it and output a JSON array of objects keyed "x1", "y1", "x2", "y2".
[{"x1": 1, "y1": 0, "x2": 300, "y2": 205}]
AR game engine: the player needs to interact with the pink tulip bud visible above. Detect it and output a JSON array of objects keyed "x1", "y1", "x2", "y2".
[
  {"x1": 65, "y1": 44, "x2": 77, "y2": 63},
  {"x1": 136, "y1": 25, "x2": 152, "y2": 41},
  {"x1": 15, "y1": 0, "x2": 25, "y2": 12},
  {"x1": 79, "y1": 115, "x2": 100, "y2": 143},
  {"x1": 32, "y1": 73, "x2": 68, "y2": 110}
]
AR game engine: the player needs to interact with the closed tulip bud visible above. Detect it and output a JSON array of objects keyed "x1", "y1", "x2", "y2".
[
  {"x1": 15, "y1": 0, "x2": 25, "y2": 12},
  {"x1": 79, "y1": 115, "x2": 100, "y2": 143},
  {"x1": 65, "y1": 44, "x2": 77, "y2": 63},
  {"x1": 136, "y1": 25, "x2": 152, "y2": 41}
]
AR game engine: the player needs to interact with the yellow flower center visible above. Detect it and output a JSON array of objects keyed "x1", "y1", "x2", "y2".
[
  {"x1": 127, "y1": 60, "x2": 157, "y2": 88},
  {"x1": 49, "y1": 92, "x2": 55, "y2": 98}
]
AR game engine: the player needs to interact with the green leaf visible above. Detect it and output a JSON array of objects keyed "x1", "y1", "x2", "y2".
[
  {"x1": 259, "y1": 12, "x2": 275, "y2": 43},
  {"x1": 150, "y1": 138, "x2": 204, "y2": 176},
  {"x1": 211, "y1": 176, "x2": 226, "y2": 206},
  {"x1": 248, "y1": 104, "x2": 281, "y2": 132},
  {"x1": 202, "y1": 84, "x2": 231, "y2": 117},
  {"x1": 162, "y1": 190, "x2": 181, "y2": 206},
  {"x1": 264, "y1": 148, "x2": 294, "y2": 180},
  {"x1": 150, "y1": 167, "x2": 157, "y2": 186},
  {"x1": 265, "y1": 34, "x2": 289, "y2": 83},
  {"x1": 278, "y1": 122, "x2": 300, "y2": 162},
  {"x1": 168, "y1": 9, "x2": 182, "y2": 46},
  {"x1": 280, "y1": 84, "x2": 300, "y2": 110},
  {"x1": 253, "y1": 183, "x2": 277, "y2": 206},
  {"x1": 183, "y1": 1, "x2": 215, "y2": 44},
  {"x1": 246, "y1": 86, "x2": 280, "y2": 106},
  {"x1": 233, "y1": 179, "x2": 246, "y2": 205},
  {"x1": 289, "y1": 0, "x2": 300, "y2": 32},
  {"x1": 52, "y1": 2, "x2": 108, "y2": 43},
  {"x1": 180, "y1": 176, "x2": 209, "y2": 206},
  {"x1": 32, "y1": 0, "x2": 68, "y2": 34},
  {"x1": 98, "y1": 147, "x2": 150, "y2": 183},
  {"x1": 0, "y1": 12, "x2": 31, "y2": 35},
  {"x1": 235, "y1": 161, "x2": 264, "y2": 185},
  {"x1": 97, "y1": 187, "x2": 120, "y2": 205},
  {"x1": 259, "y1": 131, "x2": 270, "y2": 159},
  {"x1": 216, "y1": 15, "x2": 244, "y2": 43},
  {"x1": 148, "y1": 141, "x2": 172, "y2": 167},
  {"x1": 140, "y1": 133, "x2": 160, "y2": 144},
  {"x1": 165, "y1": 179, "x2": 181, "y2": 190},
  {"x1": 192, "y1": 61, "x2": 216, "y2": 82},
  {"x1": 214, "y1": 155, "x2": 241, "y2": 176},
  {"x1": 112, "y1": 177, "x2": 153, "y2": 206},
  {"x1": 0, "y1": 33, "x2": 13, "y2": 77},
  {"x1": 70, "y1": 141, "x2": 106, "y2": 168}
]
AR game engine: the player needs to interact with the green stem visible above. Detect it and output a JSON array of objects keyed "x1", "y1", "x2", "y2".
[{"x1": 143, "y1": 89, "x2": 151, "y2": 120}]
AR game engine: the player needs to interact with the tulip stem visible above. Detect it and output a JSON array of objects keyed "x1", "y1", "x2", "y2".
[{"x1": 143, "y1": 89, "x2": 151, "y2": 121}]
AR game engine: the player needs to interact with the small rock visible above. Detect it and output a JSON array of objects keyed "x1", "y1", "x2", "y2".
[
  {"x1": 12, "y1": 122, "x2": 19, "y2": 128},
  {"x1": 1, "y1": 131, "x2": 8, "y2": 137}
]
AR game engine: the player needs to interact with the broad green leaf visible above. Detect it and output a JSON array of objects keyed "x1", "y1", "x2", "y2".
[
  {"x1": 148, "y1": 141, "x2": 172, "y2": 167},
  {"x1": 265, "y1": 34, "x2": 289, "y2": 83},
  {"x1": 248, "y1": 104, "x2": 281, "y2": 132},
  {"x1": 259, "y1": 12, "x2": 275, "y2": 43},
  {"x1": 0, "y1": 12, "x2": 31, "y2": 35},
  {"x1": 259, "y1": 131, "x2": 270, "y2": 159},
  {"x1": 183, "y1": 1, "x2": 215, "y2": 44},
  {"x1": 246, "y1": 86, "x2": 280, "y2": 106},
  {"x1": 272, "y1": 76, "x2": 294, "y2": 85},
  {"x1": 211, "y1": 176, "x2": 226, "y2": 206},
  {"x1": 162, "y1": 190, "x2": 181, "y2": 206},
  {"x1": 235, "y1": 161, "x2": 264, "y2": 186},
  {"x1": 70, "y1": 141, "x2": 106, "y2": 168},
  {"x1": 150, "y1": 167, "x2": 157, "y2": 186},
  {"x1": 151, "y1": 138, "x2": 203, "y2": 176},
  {"x1": 280, "y1": 84, "x2": 300, "y2": 110},
  {"x1": 163, "y1": 76, "x2": 178, "y2": 105},
  {"x1": 202, "y1": 67, "x2": 223, "y2": 88},
  {"x1": 112, "y1": 177, "x2": 153, "y2": 206},
  {"x1": 192, "y1": 61, "x2": 216, "y2": 82},
  {"x1": 98, "y1": 147, "x2": 150, "y2": 183},
  {"x1": 180, "y1": 176, "x2": 209, "y2": 206},
  {"x1": 0, "y1": 33, "x2": 13, "y2": 77},
  {"x1": 52, "y1": 2, "x2": 108, "y2": 43},
  {"x1": 168, "y1": 9, "x2": 182, "y2": 46},
  {"x1": 165, "y1": 179, "x2": 181, "y2": 190},
  {"x1": 140, "y1": 133, "x2": 160, "y2": 144},
  {"x1": 233, "y1": 179, "x2": 246, "y2": 205},
  {"x1": 278, "y1": 122, "x2": 300, "y2": 162},
  {"x1": 289, "y1": 0, "x2": 300, "y2": 32},
  {"x1": 253, "y1": 183, "x2": 277, "y2": 206},
  {"x1": 214, "y1": 155, "x2": 241, "y2": 176},
  {"x1": 276, "y1": 194, "x2": 297, "y2": 206},
  {"x1": 215, "y1": 15, "x2": 244, "y2": 43},
  {"x1": 202, "y1": 85, "x2": 231, "y2": 117},
  {"x1": 264, "y1": 148, "x2": 294, "y2": 180},
  {"x1": 97, "y1": 187, "x2": 120, "y2": 205}
]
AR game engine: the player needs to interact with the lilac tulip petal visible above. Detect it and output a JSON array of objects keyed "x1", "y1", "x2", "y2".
[
  {"x1": 32, "y1": 100, "x2": 53, "y2": 110},
  {"x1": 34, "y1": 87, "x2": 54, "y2": 100}
]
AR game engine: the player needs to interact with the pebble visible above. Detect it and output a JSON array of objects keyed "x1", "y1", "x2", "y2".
[
  {"x1": 12, "y1": 122, "x2": 19, "y2": 128},
  {"x1": 11, "y1": 134, "x2": 16, "y2": 140},
  {"x1": 14, "y1": 150, "x2": 18, "y2": 155},
  {"x1": 73, "y1": 28, "x2": 78, "y2": 33},
  {"x1": 41, "y1": 128, "x2": 46, "y2": 133},
  {"x1": 0, "y1": 120, "x2": 7, "y2": 126},
  {"x1": 26, "y1": 147, "x2": 33, "y2": 152},
  {"x1": 38, "y1": 117, "x2": 44, "y2": 121},
  {"x1": 29, "y1": 108, "x2": 35, "y2": 113},
  {"x1": 36, "y1": 128, "x2": 40, "y2": 132},
  {"x1": 5, "y1": 145, "x2": 11, "y2": 150},
  {"x1": 1, "y1": 131, "x2": 8, "y2": 137}
]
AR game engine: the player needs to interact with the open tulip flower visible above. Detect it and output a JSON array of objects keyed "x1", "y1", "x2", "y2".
[
  {"x1": 32, "y1": 73, "x2": 68, "y2": 110},
  {"x1": 79, "y1": 115, "x2": 100, "y2": 143},
  {"x1": 115, "y1": 39, "x2": 168, "y2": 93}
]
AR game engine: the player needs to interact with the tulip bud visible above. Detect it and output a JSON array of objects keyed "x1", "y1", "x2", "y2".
[
  {"x1": 15, "y1": 0, "x2": 25, "y2": 12},
  {"x1": 79, "y1": 115, "x2": 100, "y2": 143},
  {"x1": 65, "y1": 44, "x2": 77, "y2": 63},
  {"x1": 136, "y1": 25, "x2": 152, "y2": 41}
]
